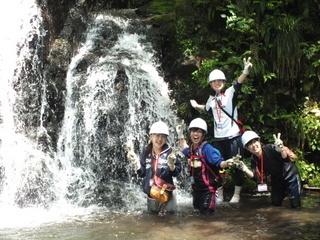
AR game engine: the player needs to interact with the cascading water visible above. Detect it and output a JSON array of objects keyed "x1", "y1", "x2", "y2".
[
  {"x1": 0, "y1": 1, "x2": 184, "y2": 228},
  {"x1": 0, "y1": 0, "x2": 65, "y2": 228},
  {"x1": 1, "y1": 2, "x2": 319, "y2": 239},
  {"x1": 56, "y1": 12, "x2": 182, "y2": 209}
]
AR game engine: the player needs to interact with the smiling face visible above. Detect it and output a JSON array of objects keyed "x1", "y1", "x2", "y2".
[
  {"x1": 246, "y1": 138, "x2": 262, "y2": 157},
  {"x1": 150, "y1": 134, "x2": 167, "y2": 152},
  {"x1": 209, "y1": 80, "x2": 225, "y2": 92},
  {"x1": 189, "y1": 128, "x2": 205, "y2": 147}
]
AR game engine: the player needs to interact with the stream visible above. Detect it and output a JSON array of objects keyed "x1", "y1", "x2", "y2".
[{"x1": 1, "y1": 192, "x2": 319, "y2": 240}]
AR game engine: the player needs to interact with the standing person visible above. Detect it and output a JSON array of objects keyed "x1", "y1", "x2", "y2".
[
  {"x1": 126, "y1": 121, "x2": 182, "y2": 215},
  {"x1": 189, "y1": 57, "x2": 253, "y2": 203},
  {"x1": 176, "y1": 118, "x2": 235, "y2": 215},
  {"x1": 238, "y1": 130, "x2": 302, "y2": 208}
]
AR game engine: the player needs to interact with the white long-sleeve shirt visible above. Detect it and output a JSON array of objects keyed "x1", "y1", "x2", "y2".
[{"x1": 205, "y1": 83, "x2": 241, "y2": 139}]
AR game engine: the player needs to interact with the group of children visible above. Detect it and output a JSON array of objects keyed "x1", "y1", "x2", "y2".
[{"x1": 126, "y1": 56, "x2": 302, "y2": 215}]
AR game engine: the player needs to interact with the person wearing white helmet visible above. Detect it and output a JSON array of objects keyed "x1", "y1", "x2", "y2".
[
  {"x1": 126, "y1": 120, "x2": 182, "y2": 215},
  {"x1": 176, "y1": 118, "x2": 235, "y2": 215},
  {"x1": 239, "y1": 130, "x2": 302, "y2": 208},
  {"x1": 189, "y1": 57, "x2": 253, "y2": 204}
]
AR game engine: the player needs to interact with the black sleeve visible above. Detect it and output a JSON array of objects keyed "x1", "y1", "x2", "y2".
[
  {"x1": 231, "y1": 82, "x2": 242, "y2": 118},
  {"x1": 250, "y1": 157, "x2": 258, "y2": 181},
  {"x1": 233, "y1": 82, "x2": 242, "y2": 101},
  {"x1": 137, "y1": 149, "x2": 148, "y2": 177},
  {"x1": 233, "y1": 82, "x2": 242, "y2": 93}
]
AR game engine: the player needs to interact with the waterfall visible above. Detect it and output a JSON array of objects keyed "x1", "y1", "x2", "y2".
[
  {"x1": 0, "y1": 1, "x2": 182, "y2": 228},
  {"x1": 56, "y1": 13, "x2": 180, "y2": 208},
  {"x1": 0, "y1": 0, "x2": 54, "y2": 206},
  {"x1": 0, "y1": 0, "x2": 63, "y2": 228}
]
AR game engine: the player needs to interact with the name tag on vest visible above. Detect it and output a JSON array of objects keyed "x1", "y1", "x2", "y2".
[{"x1": 257, "y1": 183, "x2": 268, "y2": 192}]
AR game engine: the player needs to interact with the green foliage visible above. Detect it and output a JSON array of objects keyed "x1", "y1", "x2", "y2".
[
  {"x1": 148, "y1": 0, "x2": 320, "y2": 162},
  {"x1": 301, "y1": 41, "x2": 320, "y2": 99},
  {"x1": 272, "y1": 14, "x2": 302, "y2": 83},
  {"x1": 175, "y1": 19, "x2": 199, "y2": 58},
  {"x1": 192, "y1": 58, "x2": 220, "y2": 87},
  {"x1": 297, "y1": 99, "x2": 320, "y2": 151},
  {"x1": 295, "y1": 155, "x2": 320, "y2": 187},
  {"x1": 225, "y1": 4, "x2": 255, "y2": 33},
  {"x1": 147, "y1": 0, "x2": 175, "y2": 15},
  {"x1": 262, "y1": 72, "x2": 276, "y2": 83},
  {"x1": 303, "y1": 41, "x2": 320, "y2": 68}
]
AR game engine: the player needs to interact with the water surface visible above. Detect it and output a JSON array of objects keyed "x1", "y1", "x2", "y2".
[{"x1": 1, "y1": 192, "x2": 319, "y2": 240}]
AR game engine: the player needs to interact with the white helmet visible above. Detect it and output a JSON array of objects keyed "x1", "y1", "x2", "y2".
[
  {"x1": 149, "y1": 121, "x2": 169, "y2": 136},
  {"x1": 241, "y1": 130, "x2": 260, "y2": 147},
  {"x1": 188, "y1": 118, "x2": 208, "y2": 133},
  {"x1": 208, "y1": 69, "x2": 226, "y2": 83}
]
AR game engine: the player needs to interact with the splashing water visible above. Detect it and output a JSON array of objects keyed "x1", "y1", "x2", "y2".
[
  {"x1": 0, "y1": 2, "x2": 186, "y2": 228},
  {"x1": 56, "y1": 13, "x2": 182, "y2": 209},
  {"x1": 0, "y1": 1, "x2": 66, "y2": 227}
]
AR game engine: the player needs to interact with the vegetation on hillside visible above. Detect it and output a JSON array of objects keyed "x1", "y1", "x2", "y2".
[{"x1": 142, "y1": 0, "x2": 320, "y2": 187}]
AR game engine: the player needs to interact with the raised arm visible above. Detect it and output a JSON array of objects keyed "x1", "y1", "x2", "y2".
[
  {"x1": 237, "y1": 57, "x2": 253, "y2": 84},
  {"x1": 273, "y1": 133, "x2": 297, "y2": 160}
]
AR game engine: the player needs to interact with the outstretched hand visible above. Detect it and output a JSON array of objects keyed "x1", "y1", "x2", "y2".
[
  {"x1": 224, "y1": 154, "x2": 242, "y2": 168},
  {"x1": 273, "y1": 132, "x2": 284, "y2": 152},
  {"x1": 243, "y1": 57, "x2": 253, "y2": 75},
  {"x1": 236, "y1": 160, "x2": 246, "y2": 171},
  {"x1": 190, "y1": 99, "x2": 199, "y2": 109},
  {"x1": 236, "y1": 160, "x2": 254, "y2": 178}
]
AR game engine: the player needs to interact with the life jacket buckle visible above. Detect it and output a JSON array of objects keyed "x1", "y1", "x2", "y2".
[{"x1": 189, "y1": 157, "x2": 202, "y2": 168}]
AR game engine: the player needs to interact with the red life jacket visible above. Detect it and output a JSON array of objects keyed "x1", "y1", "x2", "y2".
[{"x1": 188, "y1": 141, "x2": 221, "y2": 192}]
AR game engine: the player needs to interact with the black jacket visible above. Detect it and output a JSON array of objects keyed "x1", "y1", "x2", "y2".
[
  {"x1": 251, "y1": 144, "x2": 299, "y2": 184},
  {"x1": 137, "y1": 144, "x2": 182, "y2": 195}
]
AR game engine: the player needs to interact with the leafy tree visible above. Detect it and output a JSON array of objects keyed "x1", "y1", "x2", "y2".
[{"x1": 143, "y1": 0, "x2": 320, "y2": 186}]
